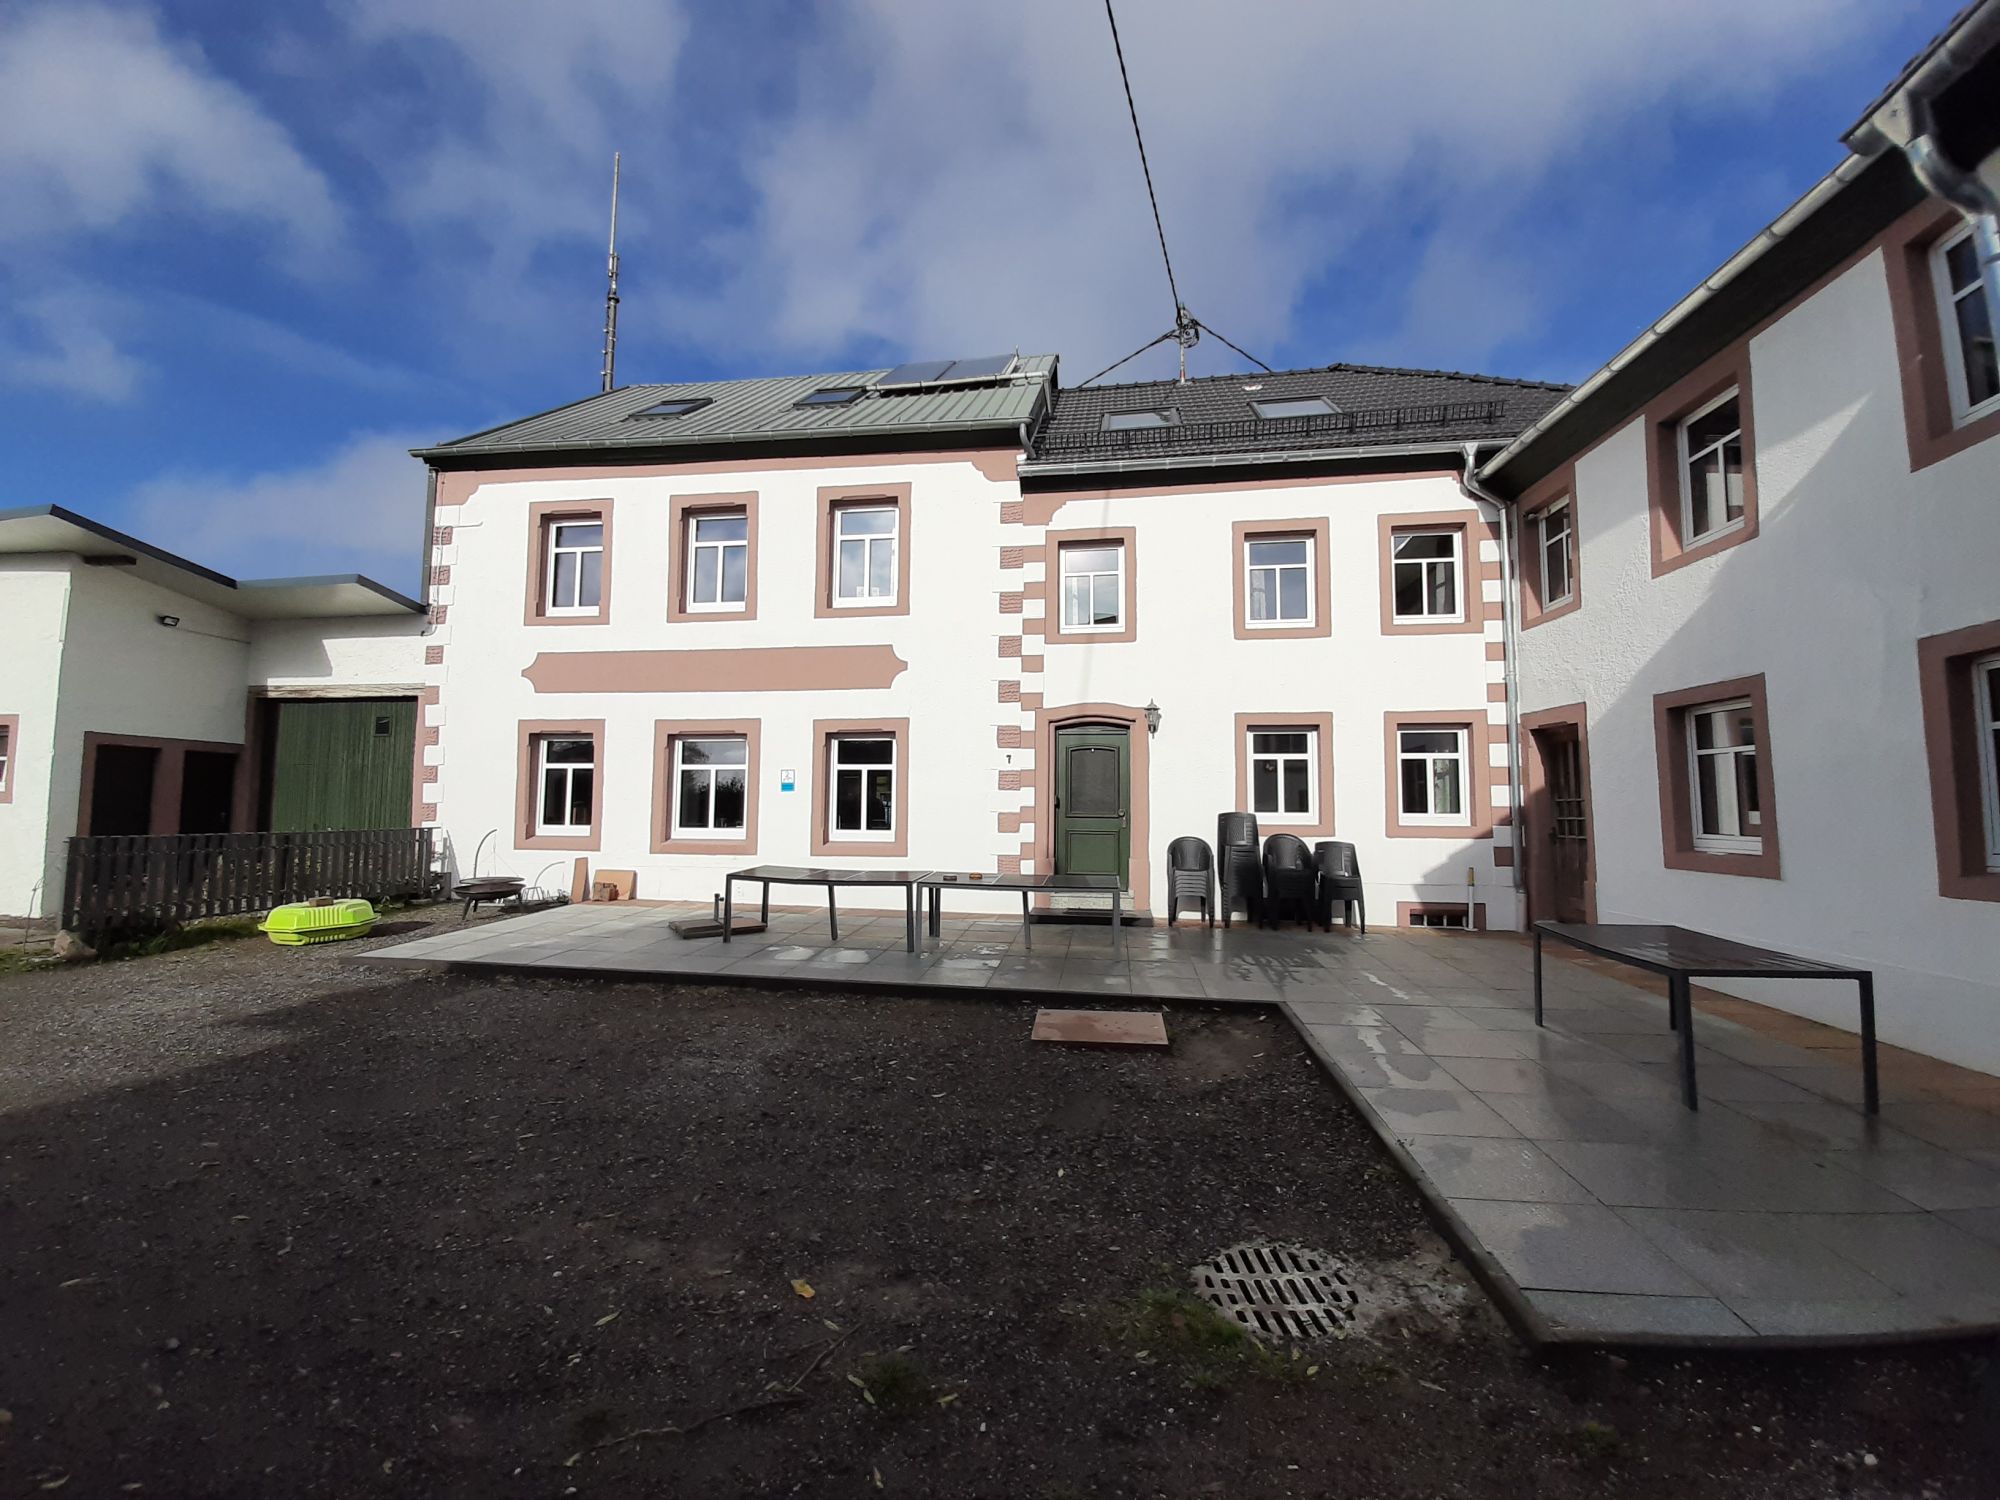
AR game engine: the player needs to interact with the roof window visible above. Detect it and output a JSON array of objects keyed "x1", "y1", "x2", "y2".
[
  {"x1": 797, "y1": 387, "x2": 866, "y2": 408},
  {"x1": 1101, "y1": 408, "x2": 1181, "y2": 431},
  {"x1": 630, "y1": 397, "x2": 712, "y2": 419},
  {"x1": 1252, "y1": 396, "x2": 1337, "y2": 420}
]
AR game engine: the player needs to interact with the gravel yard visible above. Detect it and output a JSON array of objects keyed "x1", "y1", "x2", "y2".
[{"x1": 0, "y1": 908, "x2": 1993, "y2": 1498}]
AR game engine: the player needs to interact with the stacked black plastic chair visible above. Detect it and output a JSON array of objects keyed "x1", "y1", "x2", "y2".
[
  {"x1": 1261, "y1": 834, "x2": 1317, "y2": 929},
  {"x1": 1313, "y1": 840, "x2": 1366, "y2": 933},
  {"x1": 1216, "y1": 812, "x2": 1261, "y2": 929},
  {"x1": 1164, "y1": 836, "x2": 1215, "y2": 927}
]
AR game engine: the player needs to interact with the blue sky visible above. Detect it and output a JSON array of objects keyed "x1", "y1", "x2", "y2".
[{"x1": 0, "y1": 0, "x2": 1954, "y2": 592}]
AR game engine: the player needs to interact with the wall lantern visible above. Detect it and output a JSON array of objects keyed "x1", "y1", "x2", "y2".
[
  {"x1": 1143, "y1": 698, "x2": 1162, "y2": 736},
  {"x1": 157, "y1": 615, "x2": 181, "y2": 628}
]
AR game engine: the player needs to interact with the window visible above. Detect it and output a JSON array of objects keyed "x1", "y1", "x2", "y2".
[
  {"x1": 672, "y1": 735, "x2": 749, "y2": 839},
  {"x1": 1249, "y1": 729, "x2": 1316, "y2": 820},
  {"x1": 536, "y1": 737, "x2": 596, "y2": 836},
  {"x1": 1407, "y1": 907, "x2": 1469, "y2": 930},
  {"x1": 798, "y1": 387, "x2": 864, "y2": 406},
  {"x1": 1975, "y1": 653, "x2": 2000, "y2": 873},
  {"x1": 632, "y1": 397, "x2": 711, "y2": 418},
  {"x1": 829, "y1": 736, "x2": 896, "y2": 840},
  {"x1": 0, "y1": 718, "x2": 11, "y2": 799},
  {"x1": 545, "y1": 520, "x2": 604, "y2": 614},
  {"x1": 1677, "y1": 388, "x2": 1745, "y2": 544},
  {"x1": 1391, "y1": 530, "x2": 1462, "y2": 622},
  {"x1": 1252, "y1": 396, "x2": 1336, "y2": 420},
  {"x1": 1397, "y1": 727, "x2": 1468, "y2": 825},
  {"x1": 1686, "y1": 701, "x2": 1761, "y2": 853},
  {"x1": 1932, "y1": 224, "x2": 2000, "y2": 424},
  {"x1": 1245, "y1": 536, "x2": 1313, "y2": 626},
  {"x1": 1538, "y1": 499, "x2": 1574, "y2": 608},
  {"x1": 832, "y1": 504, "x2": 899, "y2": 606},
  {"x1": 1101, "y1": 408, "x2": 1180, "y2": 431},
  {"x1": 1059, "y1": 542, "x2": 1125, "y2": 631},
  {"x1": 686, "y1": 511, "x2": 749, "y2": 611}
]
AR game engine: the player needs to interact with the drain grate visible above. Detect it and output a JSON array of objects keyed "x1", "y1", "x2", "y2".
[{"x1": 1191, "y1": 1242, "x2": 1361, "y2": 1341}]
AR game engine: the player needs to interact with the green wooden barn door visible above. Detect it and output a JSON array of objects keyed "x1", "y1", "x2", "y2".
[{"x1": 269, "y1": 699, "x2": 416, "y2": 831}]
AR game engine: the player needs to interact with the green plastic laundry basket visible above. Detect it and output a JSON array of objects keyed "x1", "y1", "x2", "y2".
[{"x1": 260, "y1": 899, "x2": 378, "y2": 946}]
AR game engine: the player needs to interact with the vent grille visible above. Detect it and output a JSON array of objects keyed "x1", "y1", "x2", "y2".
[{"x1": 1191, "y1": 1242, "x2": 1361, "y2": 1341}]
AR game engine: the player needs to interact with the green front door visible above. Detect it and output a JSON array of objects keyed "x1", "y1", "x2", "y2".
[
  {"x1": 269, "y1": 698, "x2": 417, "y2": 831},
  {"x1": 1053, "y1": 726, "x2": 1130, "y2": 887}
]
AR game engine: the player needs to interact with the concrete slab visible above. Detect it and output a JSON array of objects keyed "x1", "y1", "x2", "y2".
[{"x1": 1030, "y1": 1008, "x2": 1169, "y2": 1048}]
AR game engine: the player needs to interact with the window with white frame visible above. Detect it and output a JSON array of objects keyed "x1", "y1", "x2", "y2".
[
  {"x1": 1933, "y1": 224, "x2": 2000, "y2": 424},
  {"x1": 1686, "y1": 700, "x2": 1761, "y2": 853},
  {"x1": 1059, "y1": 542, "x2": 1125, "y2": 631},
  {"x1": 0, "y1": 722, "x2": 10, "y2": 795},
  {"x1": 1975, "y1": 652, "x2": 2000, "y2": 872},
  {"x1": 1397, "y1": 727, "x2": 1468, "y2": 824},
  {"x1": 1245, "y1": 535, "x2": 1313, "y2": 626},
  {"x1": 536, "y1": 736, "x2": 596, "y2": 835},
  {"x1": 685, "y1": 511, "x2": 749, "y2": 611},
  {"x1": 672, "y1": 735, "x2": 748, "y2": 838},
  {"x1": 829, "y1": 735, "x2": 896, "y2": 839},
  {"x1": 1391, "y1": 529, "x2": 1462, "y2": 621},
  {"x1": 545, "y1": 519, "x2": 604, "y2": 613},
  {"x1": 832, "y1": 505, "x2": 898, "y2": 605},
  {"x1": 1538, "y1": 499, "x2": 1574, "y2": 608},
  {"x1": 1677, "y1": 390, "x2": 1745, "y2": 543},
  {"x1": 1248, "y1": 727, "x2": 1317, "y2": 822}
]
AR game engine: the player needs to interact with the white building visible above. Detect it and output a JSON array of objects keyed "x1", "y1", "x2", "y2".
[
  {"x1": 413, "y1": 357, "x2": 1564, "y2": 923},
  {"x1": 1483, "y1": 6, "x2": 2000, "y2": 1072},
  {"x1": 0, "y1": 506, "x2": 428, "y2": 919}
]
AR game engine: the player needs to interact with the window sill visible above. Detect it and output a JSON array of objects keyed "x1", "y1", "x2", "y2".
[
  {"x1": 1662, "y1": 846, "x2": 1781, "y2": 879},
  {"x1": 1383, "y1": 612, "x2": 1481, "y2": 637},
  {"x1": 523, "y1": 830, "x2": 600, "y2": 852},
  {"x1": 657, "y1": 833, "x2": 757, "y2": 856}
]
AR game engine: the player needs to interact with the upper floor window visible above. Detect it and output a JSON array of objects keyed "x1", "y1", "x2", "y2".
[
  {"x1": 1686, "y1": 700, "x2": 1761, "y2": 855},
  {"x1": 1976, "y1": 652, "x2": 2000, "y2": 873},
  {"x1": 1677, "y1": 389, "x2": 1744, "y2": 544},
  {"x1": 1245, "y1": 536, "x2": 1313, "y2": 627},
  {"x1": 1390, "y1": 530, "x2": 1462, "y2": 622},
  {"x1": 672, "y1": 735, "x2": 749, "y2": 839},
  {"x1": 1101, "y1": 408, "x2": 1180, "y2": 431},
  {"x1": 686, "y1": 511, "x2": 749, "y2": 612},
  {"x1": 1933, "y1": 225, "x2": 2000, "y2": 425},
  {"x1": 1059, "y1": 541, "x2": 1125, "y2": 631},
  {"x1": 832, "y1": 504, "x2": 899, "y2": 606},
  {"x1": 1538, "y1": 499, "x2": 1574, "y2": 608},
  {"x1": 536, "y1": 736, "x2": 596, "y2": 836},
  {"x1": 546, "y1": 520, "x2": 604, "y2": 614},
  {"x1": 1397, "y1": 726, "x2": 1468, "y2": 825},
  {"x1": 0, "y1": 719, "x2": 11, "y2": 798},
  {"x1": 829, "y1": 735, "x2": 897, "y2": 840}
]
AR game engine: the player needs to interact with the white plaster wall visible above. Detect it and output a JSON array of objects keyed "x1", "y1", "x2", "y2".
[
  {"x1": 1515, "y1": 248, "x2": 2000, "y2": 1073},
  {"x1": 427, "y1": 457, "x2": 1024, "y2": 906},
  {"x1": 249, "y1": 615, "x2": 430, "y2": 690},
  {"x1": 0, "y1": 563, "x2": 72, "y2": 916},
  {"x1": 1032, "y1": 476, "x2": 1517, "y2": 926}
]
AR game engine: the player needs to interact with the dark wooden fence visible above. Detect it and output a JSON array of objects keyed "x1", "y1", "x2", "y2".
[{"x1": 62, "y1": 828, "x2": 438, "y2": 939}]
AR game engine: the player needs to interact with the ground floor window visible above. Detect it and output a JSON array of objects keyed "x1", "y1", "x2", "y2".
[
  {"x1": 672, "y1": 735, "x2": 748, "y2": 838},
  {"x1": 1249, "y1": 727, "x2": 1316, "y2": 821},
  {"x1": 830, "y1": 735, "x2": 896, "y2": 839},
  {"x1": 1397, "y1": 727, "x2": 1467, "y2": 823},
  {"x1": 0, "y1": 716, "x2": 12, "y2": 799},
  {"x1": 537, "y1": 737, "x2": 596, "y2": 836},
  {"x1": 1686, "y1": 699, "x2": 1761, "y2": 854},
  {"x1": 1408, "y1": 907, "x2": 1468, "y2": 930},
  {"x1": 1976, "y1": 652, "x2": 2000, "y2": 871}
]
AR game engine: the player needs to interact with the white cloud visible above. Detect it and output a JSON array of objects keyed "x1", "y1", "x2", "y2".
[
  {"x1": 0, "y1": 289, "x2": 146, "y2": 401},
  {"x1": 125, "y1": 431, "x2": 431, "y2": 587},
  {"x1": 0, "y1": 3, "x2": 340, "y2": 253},
  {"x1": 664, "y1": 0, "x2": 1891, "y2": 378}
]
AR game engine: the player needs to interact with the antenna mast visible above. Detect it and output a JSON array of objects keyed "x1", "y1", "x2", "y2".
[{"x1": 600, "y1": 152, "x2": 621, "y2": 393}]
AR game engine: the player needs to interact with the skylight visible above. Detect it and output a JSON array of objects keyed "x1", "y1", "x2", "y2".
[
  {"x1": 1101, "y1": 408, "x2": 1181, "y2": 431},
  {"x1": 797, "y1": 387, "x2": 865, "y2": 407},
  {"x1": 631, "y1": 397, "x2": 712, "y2": 419},
  {"x1": 1252, "y1": 396, "x2": 1337, "y2": 420}
]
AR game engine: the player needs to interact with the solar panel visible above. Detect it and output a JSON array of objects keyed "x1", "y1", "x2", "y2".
[
  {"x1": 936, "y1": 354, "x2": 1016, "y2": 382},
  {"x1": 876, "y1": 359, "x2": 954, "y2": 388}
]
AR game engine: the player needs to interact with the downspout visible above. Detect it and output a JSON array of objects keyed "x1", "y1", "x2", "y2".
[
  {"x1": 1458, "y1": 443, "x2": 1525, "y2": 898},
  {"x1": 1901, "y1": 98, "x2": 2000, "y2": 330}
]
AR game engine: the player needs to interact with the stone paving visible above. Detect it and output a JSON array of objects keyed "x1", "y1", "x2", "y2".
[{"x1": 364, "y1": 899, "x2": 2000, "y2": 1347}]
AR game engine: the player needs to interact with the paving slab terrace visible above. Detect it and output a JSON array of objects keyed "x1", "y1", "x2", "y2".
[{"x1": 362, "y1": 900, "x2": 2000, "y2": 1348}]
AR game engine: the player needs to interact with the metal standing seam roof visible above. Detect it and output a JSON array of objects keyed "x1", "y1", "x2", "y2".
[
  {"x1": 1025, "y1": 362, "x2": 1570, "y2": 472},
  {"x1": 415, "y1": 355, "x2": 1060, "y2": 460}
]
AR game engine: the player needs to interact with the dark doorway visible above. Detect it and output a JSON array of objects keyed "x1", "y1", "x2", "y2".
[
  {"x1": 88, "y1": 745, "x2": 160, "y2": 836},
  {"x1": 178, "y1": 751, "x2": 239, "y2": 835},
  {"x1": 1530, "y1": 721, "x2": 1592, "y2": 923},
  {"x1": 1052, "y1": 725, "x2": 1130, "y2": 888}
]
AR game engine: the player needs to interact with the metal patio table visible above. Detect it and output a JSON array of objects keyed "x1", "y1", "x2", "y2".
[
  {"x1": 1532, "y1": 921, "x2": 1878, "y2": 1114},
  {"x1": 915, "y1": 871, "x2": 1126, "y2": 955},
  {"x1": 721, "y1": 865, "x2": 926, "y2": 951}
]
